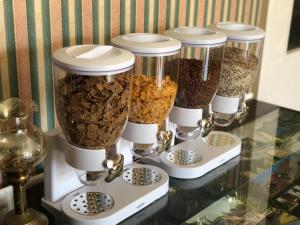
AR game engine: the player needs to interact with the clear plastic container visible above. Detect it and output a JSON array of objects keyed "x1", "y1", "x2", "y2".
[
  {"x1": 112, "y1": 33, "x2": 181, "y2": 157},
  {"x1": 209, "y1": 22, "x2": 265, "y2": 126},
  {"x1": 164, "y1": 27, "x2": 226, "y2": 140},
  {"x1": 53, "y1": 45, "x2": 134, "y2": 182}
]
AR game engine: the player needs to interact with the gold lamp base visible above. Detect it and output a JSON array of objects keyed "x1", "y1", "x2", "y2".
[{"x1": 4, "y1": 208, "x2": 48, "y2": 225}]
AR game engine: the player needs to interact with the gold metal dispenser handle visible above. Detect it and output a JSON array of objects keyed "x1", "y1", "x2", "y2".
[
  {"x1": 105, "y1": 154, "x2": 124, "y2": 182},
  {"x1": 157, "y1": 130, "x2": 173, "y2": 153},
  {"x1": 199, "y1": 113, "x2": 215, "y2": 138}
]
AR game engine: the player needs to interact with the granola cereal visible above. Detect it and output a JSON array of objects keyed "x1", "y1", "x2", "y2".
[
  {"x1": 217, "y1": 47, "x2": 259, "y2": 97},
  {"x1": 129, "y1": 74, "x2": 177, "y2": 126},
  {"x1": 56, "y1": 72, "x2": 130, "y2": 149}
]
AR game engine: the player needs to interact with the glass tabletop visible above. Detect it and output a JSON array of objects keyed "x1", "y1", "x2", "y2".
[{"x1": 120, "y1": 105, "x2": 300, "y2": 225}]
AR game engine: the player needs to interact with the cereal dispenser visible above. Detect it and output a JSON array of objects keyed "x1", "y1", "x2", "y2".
[
  {"x1": 42, "y1": 45, "x2": 169, "y2": 225},
  {"x1": 209, "y1": 22, "x2": 265, "y2": 126},
  {"x1": 164, "y1": 27, "x2": 226, "y2": 141},
  {"x1": 53, "y1": 45, "x2": 133, "y2": 183},
  {"x1": 112, "y1": 33, "x2": 181, "y2": 157}
]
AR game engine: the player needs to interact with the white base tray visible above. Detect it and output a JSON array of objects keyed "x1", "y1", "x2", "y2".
[
  {"x1": 42, "y1": 164, "x2": 169, "y2": 225},
  {"x1": 142, "y1": 131, "x2": 241, "y2": 179}
]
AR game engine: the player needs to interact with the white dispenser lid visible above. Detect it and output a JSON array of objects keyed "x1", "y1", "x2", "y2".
[
  {"x1": 208, "y1": 22, "x2": 265, "y2": 42},
  {"x1": 164, "y1": 27, "x2": 226, "y2": 47},
  {"x1": 111, "y1": 33, "x2": 181, "y2": 56},
  {"x1": 52, "y1": 45, "x2": 135, "y2": 75}
]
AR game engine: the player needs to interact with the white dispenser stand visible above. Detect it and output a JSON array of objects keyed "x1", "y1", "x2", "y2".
[
  {"x1": 140, "y1": 131, "x2": 241, "y2": 179},
  {"x1": 160, "y1": 131, "x2": 241, "y2": 179},
  {"x1": 42, "y1": 129, "x2": 169, "y2": 225}
]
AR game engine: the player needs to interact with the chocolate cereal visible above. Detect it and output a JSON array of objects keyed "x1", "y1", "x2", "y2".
[
  {"x1": 217, "y1": 47, "x2": 259, "y2": 97},
  {"x1": 175, "y1": 58, "x2": 221, "y2": 109}
]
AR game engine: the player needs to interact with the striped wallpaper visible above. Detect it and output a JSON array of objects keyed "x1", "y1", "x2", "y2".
[{"x1": 0, "y1": 0, "x2": 267, "y2": 131}]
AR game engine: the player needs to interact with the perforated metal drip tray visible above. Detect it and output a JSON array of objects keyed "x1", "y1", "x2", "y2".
[
  {"x1": 167, "y1": 149, "x2": 202, "y2": 165},
  {"x1": 122, "y1": 167, "x2": 162, "y2": 185},
  {"x1": 70, "y1": 192, "x2": 114, "y2": 216}
]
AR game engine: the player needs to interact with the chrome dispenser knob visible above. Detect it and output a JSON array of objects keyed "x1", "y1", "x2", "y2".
[
  {"x1": 235, "y1": 102, "x2": 249, "y2": 124},
  {"x1": 105, "y1": 154, "x2": 124, "y2": 182},
  {"x1": 199, "y1": 113, "x2": 215, "y2": 137},
  {"x1": 157, "y1": 130, "x2": 173, "y2": 153}
]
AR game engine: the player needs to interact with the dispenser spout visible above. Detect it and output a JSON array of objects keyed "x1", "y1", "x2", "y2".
[
  {"x1": 235, "y1": 101, "x2": 249, "y2": 124},
  {"x1": 235, "y1": 94, "x2": 249, "y2": 124},
  {"x1": 199, "y1": 113, "x2": 215, "y2": 137},
  {"x1": 199, "y1": 104, "x2": 215, "y2": 137},
  {"x1": 105, "y1": 154, "x2": 124, "y2": 182},
  {"x1": 157, "y1": 130, "x2": 173, "y2": 153}
]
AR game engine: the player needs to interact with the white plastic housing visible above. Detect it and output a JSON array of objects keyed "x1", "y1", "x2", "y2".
[
  {"x1": 209, "y1": 22, "x2": 265, "y2": 42},
  {"x1": 164, "y1": 27, "x2": 226, "y2": 46},
  {"x1": 211, "y1": 95, "x2": 240, "y2": 114},
  {"x1": 122, "y1": 122, "x2": 158, "y2": 144},
  {"x1": 111, "y1": 33, "x2": 181, "y2": 56},
  {"x1": 65, "y1": 144, "x2": 106, "y2": 172},
  {"x1": 53, "y1": 45, "x2": 135, "y2": 75},
  {"x1": 169, "y1": 106, "x2": 203, "y2": 127}
]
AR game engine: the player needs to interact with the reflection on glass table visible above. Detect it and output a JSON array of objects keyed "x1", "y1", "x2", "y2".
[
  {"x1": 184, "y1": 153, "x2": 300, "y2": 225},
  {"x1": 121, "y1": 103, "x2": 300, "y2": 225}
]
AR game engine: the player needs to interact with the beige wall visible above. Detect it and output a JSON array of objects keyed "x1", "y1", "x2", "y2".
[{"x1": 257, "y1": 0, "x2": 300, "y2": 111}]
